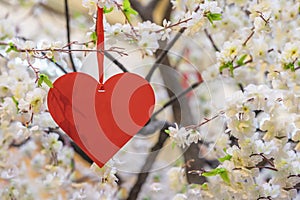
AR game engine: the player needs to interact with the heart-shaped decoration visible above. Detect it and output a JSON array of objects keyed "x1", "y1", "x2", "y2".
[{"x1": 47, "y1": 72, "x2": 155, "y2": 167}]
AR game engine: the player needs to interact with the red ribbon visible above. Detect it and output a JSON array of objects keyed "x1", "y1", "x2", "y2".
[{"x1": 96, "y1": 7, "x2": 104, "y2": 85}]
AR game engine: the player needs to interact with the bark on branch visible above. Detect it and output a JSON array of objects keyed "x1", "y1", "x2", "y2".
[{"x1": 126, "y1": 122, "x2": 172, "y2": 200}]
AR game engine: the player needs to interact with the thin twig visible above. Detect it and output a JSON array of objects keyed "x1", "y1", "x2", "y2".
[
  {"x1": 41, "y1": 52, "x2": 68, "y2": 74},
  {"x1": 0, "y1": 41, "x2": 126, "y2": 54},
  {"x1": 64, "y1": 0, "x2": 76, "y2": 72},
  {"x1": 0, "y1": 52, "x2": 8, "y2": 60},
  {"x1": 283, "y1": 186, "x2": 300, "y2": 191},
  {"x1": 145, "y1": 27, "x2": 186, "y2": 81},
  {"x1": 234, "y1": 165, "x2": 278, "y2": 171},
  {"x1": 288, "y1": 174, "x2": 300, "y2": 178},
  {"x1": 243, "y1": 30, "x2": 255, "y2": 46},
  {"x1": 250, "y1": 153, "x2": 275, "y2": 167},
  {"x1": 144, "y1": 5, "x2": 201, "y2": 81},
  {"x1": 186, "y1": 111, "x2": 224, "y2": 130},
  {"x1": 104, "y1": 52, "x2": 128, "y2": 72},
  {"x1": 156, "y1": 18, "x2": 193, "y2": 33},
  {"x1": 151, "y1": 80, "x2": 203, "y2": 119},
  {"x1": 114, "y1": 1, "x2": 138, "y2": 37},
  {"x1": 26, "y1": 52, "x2": 40, "y2": 82},
  {"x1": 10, "y1": 137, "x2": 31, "y2": 147},
  {"x1": 204, "y1": 28, "x2": 219, "y2": 52},
  {"x1": 257, "y1": 196, "x2": 272, "y2": 200},
  {"x1": 256, "y1": 11, "x2": 271, "y2": 25},
  {"x1": 233, "y1": 55, "x2": 253, "y2": 70}
]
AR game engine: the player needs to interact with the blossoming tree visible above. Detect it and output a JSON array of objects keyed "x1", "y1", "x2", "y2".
[{"x1": 0, "y1": 0, "x2": 300, "y2": 199}]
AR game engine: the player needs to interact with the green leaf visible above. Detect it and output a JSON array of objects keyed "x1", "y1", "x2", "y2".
[
  {"x1": 123, "y1": 0, "x2": 138, "y2": 21},
  {"x1": 219, "y1": 62, "x2": 230, "y2": 72},
  {"x1": 219, "y1": 170, "x2": 230, "y2": 184},
  {"x1": 123, "y1": 0, "x2": 131, "y2": 9},
  {"x1": 201, "y1": 183, "x2": 208, "y2": 190},
  {"x1": 104, "y1": 6, "x2": 114, "y2": 14},
  {"x1": 43, "y1": 77, "x2": 53, "y2": 88},
  {"x1": 38, "y1": 74, "x2": 53, "y2": 88},
  {"x1": 202, "y1": 168, "x2": 224, "y2": 176},
  {"x1": 11, "y1": 96, "x2": 19, "y2": 112},
  {"x1": 206, "y1": 12, "x2": 222, "y2": 24},
  {"x1": 210, "y1": 13, "x2": 222, "y2": 21},
  {"x1": 202, "y1": 168, "x2": 220, "y2": 177},
  {"x1": 283, "y1": 63, "x2": 295, "y2": 71},
  {"x1": 51, "y1": 55, "x2": 56, "y2": 63},
  {"x1": 219, "y1": 62, "x2": 234, "y2": 76},
  {"x1": 11, "y1": 96, "x2": 18, "y2": 106},
  {"x1": 218, "y1": 154, "x2": 232, "y2": 162},
  {"x1": 207, "y1": 15, "x2": 213, "y2": 24},
  {"x1": 5, "y1": 42, "x2": 18, "y2": 53},
  {"x1": 237, "y1": 54, "x2": 248, "y2": 66},
  {"x1": 37, "y1": 75, "x2": 44, "y2": 87},
  {"x1": 90, "y1": 32, "x2": 97, "y2": 45},
  {"x1": 164, "y1": 129, "x2": 170, "y2": 134},
  {"x1": 202, "y1": 168, "x2": 230, "y2": 184}
]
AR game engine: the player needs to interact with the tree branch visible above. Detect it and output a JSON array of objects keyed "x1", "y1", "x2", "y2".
[
  {"x1": 145, "y1": 27, "x2": 186, "y2": 81},
  {"x1": 10, "y1": 137, "x2": 31, "y2": 147},
  {"x1": 153, "y1": 2, "x2": 205, "y2": 184},
  {"x1": 139, "y1": 80, "x2": 203, "y2": 136},
  {"x1": 151, "y1": 81, "x2": 202, "y2": 119},
  {"x1": 64, "y1": 0, "x2": 77, "y2": 72},
  {"x1": 127, "y1": 122, "x2": 172, "y2": 200},
  {"x1": 138, "y1": 120, "x2": 167, "y2": 136},
  {"x1": 42, "y1": 52, "x2": 68, "y2": 74},
  {"x1": 104, "y1": 52, "x2": 128, "y2": 72},
  {"x1": 128, "y1": 3, "x2": 206, "y2": 197},
  {"x1": 204, "y1": 28, "x2": 220, "y2": 52},
  {"x1": 46, "y1": 127, "x2": 93, "y2": 164}
]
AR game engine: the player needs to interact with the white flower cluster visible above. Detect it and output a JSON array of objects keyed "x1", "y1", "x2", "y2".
[
  {"x1": 82, "y1": 0, "x2": 123, "y2": 15},
  {"x1": 0, "y1": 57, "x2": 118, "y2": 198},
  {"x1": 169, "y1": 86, "x2": 300, "y2": 199},
  {"x1": 101, "y1": 0, "x2": 222, "y2": 55},
  {"x1": 167, "y1": 123, "x2": 202, "y2": 148},
  {"x1": 165, "y1": 0, "x2": 300, "y2": 199}
]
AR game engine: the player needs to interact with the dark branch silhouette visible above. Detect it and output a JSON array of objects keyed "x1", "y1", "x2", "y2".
[
  {"x1": 145, "y1": 27, "x2": 186, "y2": 81},
  {"x1": 42, "y1": 52, "x2": 68, "y2": 74},
  {"x1": 204, "y1": 28, "x2": 220, "y2": 52},
  {"x1": 151, "y1": 81, "x2": 202, "y2": 119},
  {"x1": 64, "y1": 0, "x2": 77, "y2": 72},
  {"x1": 126, "y1": 122, "x2": 172, "y2": 200},
  {"x1": 104, "y1": 52, "x2": 128, "y2": 72}
]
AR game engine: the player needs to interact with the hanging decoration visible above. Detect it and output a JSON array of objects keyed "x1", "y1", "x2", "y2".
[{"x1": 47, "y1": 7, "x2": 155, "y2": 167}]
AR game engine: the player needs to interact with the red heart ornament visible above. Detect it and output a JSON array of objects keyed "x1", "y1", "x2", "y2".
[{"x1": 47, "y1": 72, "x2": 155, "y2": 167}]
